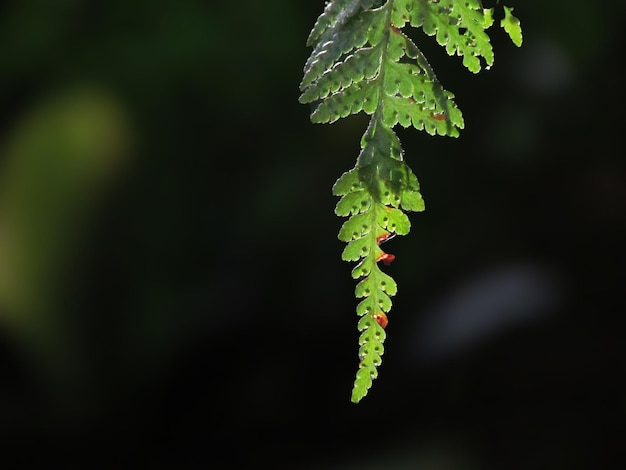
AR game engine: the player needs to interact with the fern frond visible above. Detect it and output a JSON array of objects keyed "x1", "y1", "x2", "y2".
[{"x1": 301, "y1": 0, "x2": 522, "y2": 403}]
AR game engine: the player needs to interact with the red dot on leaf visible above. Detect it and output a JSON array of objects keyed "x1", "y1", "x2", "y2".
[
  {"x1": 376, "y1": 252, "x2": 395, "y2": 265},
  {"x1": 376, "y1": 232, "x2": 396, "y2": 245},
  {"x1": 373, "y1": 313, "x2": 388, "y2": 329}
]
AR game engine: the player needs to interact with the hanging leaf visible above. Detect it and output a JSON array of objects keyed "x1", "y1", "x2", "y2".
[{"x1": 301, "y1": 0, "x2": 522, "y2": 403}]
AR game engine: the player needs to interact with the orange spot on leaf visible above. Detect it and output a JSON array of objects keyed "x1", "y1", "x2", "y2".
[
  {"x1": 376, "y1": 252, "x2": 395, "y2": 266},
  {"x1": 373, "y1": 313, "x2": 388, "y2": 329},
  {"x1": 376, "y1": 232, "x2": 396, "y2": 245}
]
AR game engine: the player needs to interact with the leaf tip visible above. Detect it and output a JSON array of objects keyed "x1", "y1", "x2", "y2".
[{"x1": 501, "y1": 6, "x2": 523, "y2": 47}]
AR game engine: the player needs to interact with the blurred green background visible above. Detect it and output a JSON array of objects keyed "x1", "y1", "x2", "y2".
[{"x1": 0, "y1": 0, "x2": 624, "y2": 467}]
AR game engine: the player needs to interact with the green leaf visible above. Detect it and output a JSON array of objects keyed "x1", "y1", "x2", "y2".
[
  {"x1": 501, "y1": 6, "x2": 523, "y2": 47},
  {"x1": 301, "y1": 6, "x2": 386, "y2": 90},
  {"x1": 390, "y1": 0, "x2": 494, "y2": 72},
  {"x1": 338, "y1": 212, "x2": 372, "y2": 242},
  {"x1": 301, "y1": 0, "x2": 522, "y2": 403},
  {"x1": 352, "y1": 320, "x2": 386, "y2": 402},
  {"x1": 342, "y1": 236, "x2": 371, "y2": 261},
  {"x1": 335, "y1": 190, "x2": 371, "y2": 216},
  {"x1": 332, "y1": 168, "x2": 361, "y2": 196},
  {"x1": 357, "y1": 290, "x2": 392, "y2": 316},
  {"x1": 483, "y1": 8, "x2": 494, "y2": 29},
  {"x1": 372, "y1": 267, "x2": 397, "y2": 295},
  {"x1": 299, "y1": 46, "x2": 381, "y2": 104},
  {"x1": 377, "y1": 206, "x2": 410, "y2": 235},
  {"x1": 310, "y1": 80, "x2": 379, "y2": 124},
  {"x1": 306, "y1": 0, "x2": 377, "y2": 47},
  {"x1": 358, "y1": 332, "x2": 384, "y2": 358},
  {"x1": 351, "y1": 253, "x2": 376, "y2": 279},
  {"x1": 400, "y1": 189, "x2": 425, "y2": 212}
]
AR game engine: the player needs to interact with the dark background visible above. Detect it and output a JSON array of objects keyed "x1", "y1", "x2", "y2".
[{"x1": 0, "y1": 0, "x2": 624, "y2": 467}]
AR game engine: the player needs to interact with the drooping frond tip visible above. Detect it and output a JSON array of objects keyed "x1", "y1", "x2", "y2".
[{"x1": 300, "y1": 0, "x2": 522, "y2": 402}]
